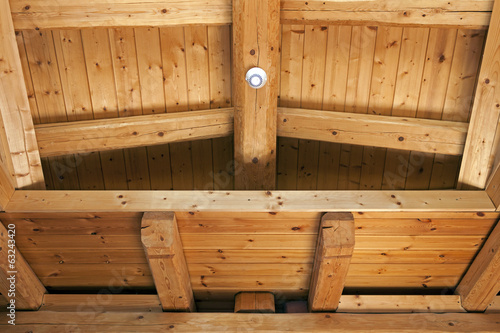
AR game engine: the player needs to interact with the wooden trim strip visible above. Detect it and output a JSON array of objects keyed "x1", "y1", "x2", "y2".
[
  {"x1": 277, "y1": 107, "x2": 468, "y2": 155},
  {"x1": 35, "y1": 108, "x2": 234, "y2": 158},
  {"x1": 4, "y1": 190, "x2": 495, "y2": 212}
]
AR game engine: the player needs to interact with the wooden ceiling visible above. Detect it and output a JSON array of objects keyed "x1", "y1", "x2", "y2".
[{"x1": 0, "y1": 0, "x2": 500, "y2": 331}]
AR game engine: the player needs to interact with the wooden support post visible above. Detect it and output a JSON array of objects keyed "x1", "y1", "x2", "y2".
[
  {"x1": 141, "y1": 212, "x2": 195, "y2": 312},
  {"x1": 232, "y1": 0, "x2": 280, "y2": 189},
  {"x1": 234, "y1": 292, "x2": 275, "y2": 313},
  {"x1": 0, "y1": 0, "x2": 45, "y2": 190},
  {"x1": 486, "y1": 163, "x2": 500, "y2": 210},
  {"x1": 0, "y1": 221, "x2": 46, "y2": 309},
  {"x1": 456, "y1": 219, "x2": 500, "y2": 311},
  {"x1": 458, "y1": 0, "x2": 500, "y2": 190},
  {"x1": 308, "y1": 212, "x2": 355, "y2": 312}
]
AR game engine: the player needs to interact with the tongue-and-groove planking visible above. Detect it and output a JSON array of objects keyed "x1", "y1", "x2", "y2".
[{"x1": 2, "y1": 211, "x2": 498, "y2": 300}]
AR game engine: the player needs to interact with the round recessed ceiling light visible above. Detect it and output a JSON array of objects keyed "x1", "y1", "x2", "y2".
[{"x1": 245, "y1": 67, "x2": 267, "y2": 89}]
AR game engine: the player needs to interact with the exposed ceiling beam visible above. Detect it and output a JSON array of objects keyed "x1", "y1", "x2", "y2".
[
  {"x1": 4, "y1": 190, "x2": 495, "y2": 212},
  {"x1": 486, "y1": 163, "x2": 500, "y2": 210},
  {"x1": 40, "y1": 294, "x2": 163, "y2": 312},
  {"x1": 0, "y1": 161, "x2": 15, "y2": 211},
  {"x1": 141, "y1": 212, "x2": 195, "y2": 312},
  {"x1": 233, "y1": 0, "x2": 280, "y2": 189},
  {"x1": 35, "y1": 108, "x2": 234, "y2": 158},
  {"x1": 309, "y1": 212, "x2": 354, "y2": 312},
  {"x1": 458, "y1": 0, "x2": 500, "y2": 190},
  {"x1": 0, "y1": 221, "x2": 46, "y2": 310},
  {"x1": 0, "y1": 0, "x2": 44, "y2": 190},
  {"x1": 5, "y1": 311, "x2": 500, "y2": 331},
  {"x1": 456, "y1": 219, "x2": 500, "y2": 312},
  {"x1": 278, "y1": 107, "x2": 468, "y2": 156},
  {"x1": 235, "y1": 292, "x2": 275, "y2": 313},
  {"x1": 9, "y1": 0, "x2": 493, "y2": 29}
]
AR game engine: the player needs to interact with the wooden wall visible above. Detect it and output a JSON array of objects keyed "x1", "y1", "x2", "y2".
[
  {"x1": 16, "y1": 24, "x2": 486, "y2": 190},
  {"x1": 16, "y1": 26, "x2": 234, "y2": 191},
  {"x1": 278, "y1": 25, "x2": 485, "y2": 190},
  {"x1": 4, "y1": 211, "x2": 498, "y2": 303}
]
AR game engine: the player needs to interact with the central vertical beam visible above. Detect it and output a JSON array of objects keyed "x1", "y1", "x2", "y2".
[
  {"x1": 309, "y1": 212, "x2": 355, "y2": 312},
  {"x1": 141, "y1": 212, "x2": 195, "y2": 312},
  {"x1": 0, "y1": 0, "x2": 45, "y2": 190},
  {"x1": 233, "y1": 0, "x2": 280, "y2": 189}
]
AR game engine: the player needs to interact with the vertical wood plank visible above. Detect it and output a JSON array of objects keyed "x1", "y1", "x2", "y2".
[
  {"x1": 233, "y1": 0, "x2": 280, "y2": 189},
  {"x1": 486, "y1": 163, "x2": 500, "y2": 209},
  {"x1": 141, "y1": 212, "x2": 195, "y2": 312},
  {"x1": 308, "y1": 212, "x2": 355, "y2": 312},
  {"x1": 0, "y1": 221, "x2": 46, "y2": 309},
  {"x1": 277, "y1": 24, "x2": 305, "y2": 190}
]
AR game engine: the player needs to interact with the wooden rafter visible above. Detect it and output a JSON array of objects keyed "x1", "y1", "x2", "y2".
[
  {"x1": 0, "y1": 0, "x2": 44, "y2": 190},
  {"x1": 278, "y1": 107, "x2": 468, "y2": 156},
  {"x1": 3, "y1": 190, "x2": 495, "y2": 212},
  {"x1": 458, "y1": 0, "x2": 500, "y2": 190},
  {"x1": 0, "y1": 221, "x2": 46, "y2": 310},
  {"x1": 4, "y1": 311, "x2": 500, "y2": 331},
  {"x1": 235, "y1": 292, "x2": 275, "y2": 313},
  {"x1": 486, "y1": 163, "x2": 500, "y2": 209},
  {"x1": 456, "y1": 219, "x2": 500, "y2": 312},
  {"x1": 308, "y1": 212, "x2": 354, "y2": 312},
  {"x1": 141, "y1": 212, "x2": 195, "y2": 312},
  {"x1": 35, "y1": 108, "x2": 234, "y2": 158},
  {"x1": 233, "y1": 0, "x2": 280, "y2": 189},
  {"x1": 8, "y1": 0, "x2": 494, "y2": 29}
]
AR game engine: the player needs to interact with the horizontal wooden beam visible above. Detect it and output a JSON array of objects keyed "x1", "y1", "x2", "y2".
[
  {"x1": 31, "y1": 294, "x2": 500, "y2": 313},
  {"x1": 0, "y1": 221, "x2": 46, "y2": 310},
  {"x1": 4, "y1": 311, "x2": 500, "y2": 332},
  {"x1": 9, "y1": 1, "x2": 493, "y2": 29},
  {"x1": 35, "y1": 108, "x2": 234, "y2": 157},
  {"x1": 277, "y1": 107, "x2": 468, "y2": 156},
  {"x1": 456, "y1": 219, "x2": 500, "y2": 311},
  {"x1": 10, "y1": 0, "x2": 233, "y2": 29},
  {"x1": 141, "y1": 212, "x2": 195, "y2": 312},
  {"x1": 309, "y1": 213, "x2": 354, "y2": 312},
  {"x1": 4, "y1": 190, "x2": 495, "y2": 212}
]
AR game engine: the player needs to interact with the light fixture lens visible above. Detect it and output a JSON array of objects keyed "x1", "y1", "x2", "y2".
[{"x1": 246, "y1": 67, "x2": 267, "y2": 89}]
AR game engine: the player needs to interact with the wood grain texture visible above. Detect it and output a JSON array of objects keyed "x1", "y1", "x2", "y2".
[
  {"x1": 278, "y1": 107, "x2": 467, "y2": 155},
  {"x1": 234, "y1": 292, "x2": 275, "y2": 313},
  {"x1": 458, "y1": 0, "x2": 500, "y2": 190},
  {"x1": 0, "y1": 221, "x2": 46, "y2": 309},
  {"x1": 10, "y1": 0, "x2": 232, "y2": 29},
  {"x1": 141, "y1": 212, "x2": 195, "y2": 311},
  {"x1": 0, "y1": 0, "x2": 44, "y2": 190},
  {"x1": 35, "y1": 108, "x2": 234, "y2": 157},
  {"x1": 5, "y1": 190, "x2": 495, "y2": 212},
  {"x1": 486, "y1": 163, "x2": 500, "y2": 209},
  {"x1": 233, "y1": 0, "x2": 280, "y2": 189},
  {"x1": 456, "y1": 219, "x2": 500, "y2": 311},
  {"x1": 0, "y1": 160, "x2": 14, "y2": 211},
  {"x1": 309, "y1": 212, "x2": 354, "y2": 311},
  {"x1": 4, "y1": 312, "x2": 500, "y2": 332}
]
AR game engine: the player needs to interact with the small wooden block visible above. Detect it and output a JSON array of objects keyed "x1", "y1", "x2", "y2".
[{"x1": 234, "y1": 292, "x2": 275, "y2": 313}]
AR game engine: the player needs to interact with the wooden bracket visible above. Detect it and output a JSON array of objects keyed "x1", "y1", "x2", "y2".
[
  {"x1": 308, "y1": 212, "x2": 355, "y2": 312},
  {"x1": 141, "y1": 212, "x2": 195, "y2": 312},
  {"x1": 235, "y1": 292, "x2": 275, "y2": 313}
]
